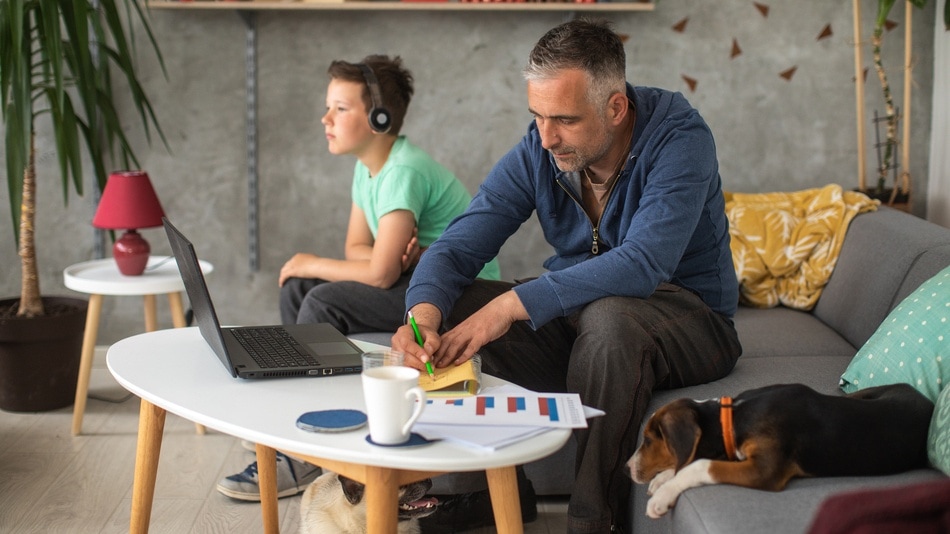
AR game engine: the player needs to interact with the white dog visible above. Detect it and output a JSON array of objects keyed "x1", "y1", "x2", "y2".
[{"x1": 299, "y1": 471, "x2": 437, "y2": 534}]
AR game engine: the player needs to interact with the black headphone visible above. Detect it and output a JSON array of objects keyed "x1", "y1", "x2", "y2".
[{"x1": 357, "y1": 63, "x2": 392, "y2": 133}]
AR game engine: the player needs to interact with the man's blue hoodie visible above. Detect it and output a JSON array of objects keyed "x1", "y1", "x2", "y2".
[{"x1": 406, "y1": 84, "x2": 738, "y2": 329}]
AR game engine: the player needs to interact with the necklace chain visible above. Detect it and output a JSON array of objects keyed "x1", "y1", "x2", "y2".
[{"x1": 584, "y1": 109, "x2": 636, "y2": 189}]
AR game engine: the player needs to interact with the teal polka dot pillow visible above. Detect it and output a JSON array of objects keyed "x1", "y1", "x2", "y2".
[
  {"x1": 840, "y1": 264, "x2": 949, "y2": 402},
  {"x1": 928, "y1": 384, "x2": 950, "y2": 474}
]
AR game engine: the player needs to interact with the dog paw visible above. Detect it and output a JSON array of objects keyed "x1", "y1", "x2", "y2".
[
  {"x1": 647, "y1": 469, "x2": 675, "y2": 496},
  {"x1": 646, "y1": 484, "x2": 678, "y2": 518}
]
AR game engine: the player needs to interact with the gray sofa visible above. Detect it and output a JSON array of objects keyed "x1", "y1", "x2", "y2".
[{"x1": 354, "y1": 206, "x2": 950, "y2": 533}]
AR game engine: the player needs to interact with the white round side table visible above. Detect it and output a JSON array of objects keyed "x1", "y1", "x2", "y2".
[{"x1": 64, "y1": 255, "x2": 213, "y2": 436}]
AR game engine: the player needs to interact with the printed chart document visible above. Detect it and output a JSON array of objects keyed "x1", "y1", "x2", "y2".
[
  {"x1": 419, "y1": 390, "x2": 588, "y2": 428},
  {"x1": 414, "y1": 385, "x2": 604, "y2": 452}
]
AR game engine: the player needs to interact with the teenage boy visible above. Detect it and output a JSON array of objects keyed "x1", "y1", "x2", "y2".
[{"x1": 217, "y1": 55, "x2": 499, "y2": 502}]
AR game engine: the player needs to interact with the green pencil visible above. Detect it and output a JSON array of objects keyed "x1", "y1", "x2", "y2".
[{"x1": 407, "y1": 311, "x2": 435, "y2": 378}]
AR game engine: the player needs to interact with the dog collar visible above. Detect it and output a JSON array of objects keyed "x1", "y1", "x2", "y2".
[{"x1": 719, "y1": 397, "x2": 738, "y2": 461}]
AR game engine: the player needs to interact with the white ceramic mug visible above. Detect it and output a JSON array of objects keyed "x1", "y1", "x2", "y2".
[{"x1": 361, "y1": 366, "x2": 426, "y2": 445}]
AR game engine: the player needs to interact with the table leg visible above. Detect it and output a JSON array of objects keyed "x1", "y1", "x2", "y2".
[
  {"x1": 256, "y1": 444, "x2": 280, "y2": 534},
  {"x1": 167, "y1": 292, "x2": 206, "y2": 435},
  {"x1": 486, "y1": 466, "x2": 524, "y2": 534},
  {"x1": 130, "y1": 399, "x2": 167, "y2": 534},
  {"x1": 143, "y1": 294, "x2": 158, "y2": 332},
  {"x1": 365, "y1": 466, "x2": 400, "y2": 534},
  {"x1": 72, "y1": 294, "x2": 103, "y2": 436},
  {"x1": 167, "y1": 292, "x2": 187, "y2": 329}
]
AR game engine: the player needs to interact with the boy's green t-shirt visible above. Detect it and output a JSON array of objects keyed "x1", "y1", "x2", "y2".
[{"x1": 351, "y1": 136, "x2": 500, "y2": 280}]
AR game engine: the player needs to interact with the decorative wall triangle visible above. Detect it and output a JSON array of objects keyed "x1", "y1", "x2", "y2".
[{"x1": 682, "y1": 75, "x2": 698, "y2": 93}]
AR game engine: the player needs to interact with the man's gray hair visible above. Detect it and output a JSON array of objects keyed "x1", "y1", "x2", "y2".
[{"x1": 523, "y1": 18, "x2": 627, "y2": 107}]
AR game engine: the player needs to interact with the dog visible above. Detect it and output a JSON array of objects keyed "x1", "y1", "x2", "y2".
[
  {"x1": 299, "y1": 471, "x2": 438, "y2": 534},
  {"x1": 628, "y1": 383, "x2": 934, "y2": 519}
]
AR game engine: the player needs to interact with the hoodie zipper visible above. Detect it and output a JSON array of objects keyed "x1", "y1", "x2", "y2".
[{"x1": 557, "y1": 175, "x2": 622, "y2": 255}]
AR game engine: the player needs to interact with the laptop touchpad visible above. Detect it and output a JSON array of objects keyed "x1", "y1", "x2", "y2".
[{"x1": 308, "y1": 342, "x2": 360, "y2": 356}]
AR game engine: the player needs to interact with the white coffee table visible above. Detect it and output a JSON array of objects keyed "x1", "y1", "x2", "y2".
[
  {"x1": 107, "y1": 327, "x2": 571, "y2": 533},
  {"x1": 64, "y1": 256, "x2": 212, "y2": 435}
]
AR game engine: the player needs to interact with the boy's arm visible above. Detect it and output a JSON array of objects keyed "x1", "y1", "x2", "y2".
[
  {"x1": 278, "y1": 205, "x2": 415, "y2": 289},
  {"x1": 343, "y1": 203, "x2": 374, "y2": 261}
]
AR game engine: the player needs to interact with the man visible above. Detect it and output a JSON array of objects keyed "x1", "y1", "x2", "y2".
[{"x1": 392, "y1": 19, "x2": 742, "y2": 533}]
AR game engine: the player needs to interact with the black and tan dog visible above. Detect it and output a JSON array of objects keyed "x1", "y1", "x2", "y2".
[
  {"x1": 628, "y1": 383, "x2": 934, "y2": 519},
  {"x1": 299, "y1": 472, "x2": 438, "y2": 533}
]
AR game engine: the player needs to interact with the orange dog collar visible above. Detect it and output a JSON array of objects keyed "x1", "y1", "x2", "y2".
[{"x1": 720, "y1": 397, "x2": 738, "y2": 461}]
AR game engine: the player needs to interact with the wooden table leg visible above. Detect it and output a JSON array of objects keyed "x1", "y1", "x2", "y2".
[
  {"x1": 256, "y1": 444, "x2": 280, "y2": 534},
  {"x1": 365, "y1": 466, "x2": 400, "y2": 534},
  {"x1": 167, "y1": 292, "x2": 206, "y2": 435},
  {"x1": 130, "y1": 399, "x2": 167, "y2": 534},
  {"x1": 167, "y1": 292, "x2": 187, "y2": 329},
  {"x1": 486, "y1": 466, "x2": 524, "y2": 534},
  {"x1": 72, "y1": 294, "x2": 103, "y2": 436},
  {"x1": 143, "y1": 294, "x2": 158, "y2": 333}
]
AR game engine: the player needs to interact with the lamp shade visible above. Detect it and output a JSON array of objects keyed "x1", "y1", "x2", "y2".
[{"x1": 92, "y1": 170, "x2": 165, "y2": 230}]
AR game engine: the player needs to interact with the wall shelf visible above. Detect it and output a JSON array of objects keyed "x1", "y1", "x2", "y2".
[{"x1": 146, "y1": 1, "x2": 654, "y2": 12}]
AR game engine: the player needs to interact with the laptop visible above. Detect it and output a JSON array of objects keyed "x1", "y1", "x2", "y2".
[{"x1": 163, "y1": 217, "x2": 365, "y2": 379}]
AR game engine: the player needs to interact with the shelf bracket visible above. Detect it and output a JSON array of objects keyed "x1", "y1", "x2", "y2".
[{"x1": 238, "y1": 10, "x2": 260, "y2": 272}]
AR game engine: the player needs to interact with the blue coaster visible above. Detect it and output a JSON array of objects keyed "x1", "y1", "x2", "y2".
[
  {"x1": 365, "y1": 432, "x2": 436, "y2": 448},
  {"x1": 296, "y1": 409, "x2": 367, "y2": 433}
]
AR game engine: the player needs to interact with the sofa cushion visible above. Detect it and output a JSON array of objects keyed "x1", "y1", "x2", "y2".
[
  {"x1": 631, "y1": 470, "x2": 946, "y2": 534},
  {"x1": 814, "y1": 208, "x2": 950, "y2": 349},
  {"x1": 928, "y1": 384, "x2": 950, "y2": 475},
  {"x1": 734, "y1": 307, "x2": 856, "y2": 359},
  {"x1": 646, "y1": 356, "x2": 853, "y2": 410},
  {"x1": 839, "y1": 264, "x2": 950, "y2": 402}
]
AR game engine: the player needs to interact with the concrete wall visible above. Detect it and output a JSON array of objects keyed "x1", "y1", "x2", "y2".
[{"x1": 0, "y1": 0, "x2": 936, "y2": 343}]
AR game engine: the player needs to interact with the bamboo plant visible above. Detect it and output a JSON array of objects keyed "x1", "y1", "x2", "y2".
[
  {"x1": 868, "y1": 0, "x2": 949, "y2": 196},
  {"x1": 1, "y1": 0, "x2": 166, "y2": 318}
]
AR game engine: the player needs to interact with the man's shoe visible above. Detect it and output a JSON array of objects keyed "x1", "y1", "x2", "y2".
[
  {"x1": 216, "y1": 452, "x2": 321, "y2": 501},
  {"x1": 419, "y1": 470, "x2": 537, "y2": 533}
]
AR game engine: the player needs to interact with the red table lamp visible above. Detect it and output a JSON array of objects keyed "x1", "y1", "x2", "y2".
[{"x1": 92, "y1": 170, "x2": 166, "y2": 276}]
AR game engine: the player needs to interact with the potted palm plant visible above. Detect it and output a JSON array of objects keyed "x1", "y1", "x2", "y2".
[{"x1": 0, "y1": 0, "x2": 166, "y2": 411}]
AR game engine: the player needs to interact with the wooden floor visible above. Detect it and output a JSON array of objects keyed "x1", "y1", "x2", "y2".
[{"x1": 0, "y1": 347, "x2": 568, "y2": 533}]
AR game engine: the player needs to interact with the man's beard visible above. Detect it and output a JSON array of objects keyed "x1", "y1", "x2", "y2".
[{"x1": 549, "y1": 127, "x2": 613, "y2": 173}]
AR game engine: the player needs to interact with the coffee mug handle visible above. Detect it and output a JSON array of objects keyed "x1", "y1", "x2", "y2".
[{"x1": 402, "y1": 386, "x2": 427, "y2": 436}]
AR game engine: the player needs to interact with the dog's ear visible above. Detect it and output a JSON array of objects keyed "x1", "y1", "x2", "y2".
[
  {"x1": 658, "y1": 400, "x2": 701, "y2": 471},
  {"x1": 337, "y1": 474, "x2": 365, "y2": 505}
]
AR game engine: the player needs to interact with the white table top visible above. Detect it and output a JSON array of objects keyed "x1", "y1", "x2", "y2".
[
  {"x1": 107, "y1": 327, "x2": 571, "y2": 473},
  {"x1": 64, "y1": 256, "x2": 213, "y2": 296}
]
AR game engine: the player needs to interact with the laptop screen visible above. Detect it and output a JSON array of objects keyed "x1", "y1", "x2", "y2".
[{"x1": 163, "y1": 218, "x2": 236, "y2": 375}]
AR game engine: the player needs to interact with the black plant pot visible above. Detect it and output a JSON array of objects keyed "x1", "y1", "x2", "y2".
[
  {"x1": 0, "y1": 296, "x2": 88, "y2": 412},
  {"x1": 858, "y1": 187, "x2": 911, "y2": 212}
]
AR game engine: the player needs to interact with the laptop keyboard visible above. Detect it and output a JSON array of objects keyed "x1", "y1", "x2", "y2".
[{"x1": 232, "y1": 327, "x2": 320, "y2": 369}]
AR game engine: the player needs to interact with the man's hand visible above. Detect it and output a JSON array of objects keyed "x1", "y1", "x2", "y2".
[
  {"x1": 434, "y1": 291, "x2": 528, "y2": 367},
  {"x1": 278, "y1": 253, "x2": 320, "y2": 287},
  {"x1": 391, "y1": 304, "x2": 442, "y2": 371}
]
